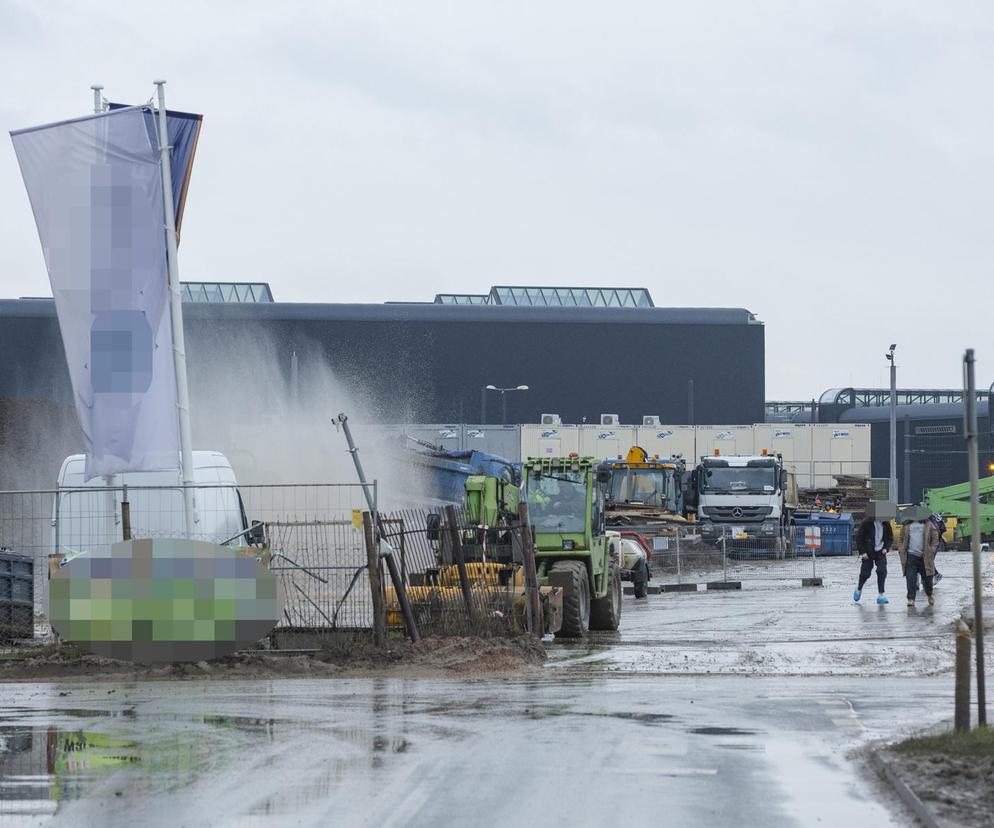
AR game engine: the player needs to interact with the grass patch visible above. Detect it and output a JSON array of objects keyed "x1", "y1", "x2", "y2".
[{"x1": 895, "y1": 726, "x2": 994, "y2": 758}]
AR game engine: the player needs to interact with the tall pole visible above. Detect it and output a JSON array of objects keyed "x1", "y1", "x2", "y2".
[
  {"x1": 481, "y1": 387, "x2": 487, "y2": 425},
  {"x1": 91, "y1": 85, "x2": 103, "y2": 114},
  {"x1": 889, "y1": 351, "x2": 897, "y2": 503},
  {"x1": 964, "y1": 349, "x2": 986, "y2": 726},
  {"x1": 688, "y1": 378, "x2": 695, "y2": 425},
  {"x1": 501, "y1": 391, "x2": 507, "y2": 425},
  {"x1": 154, "y1": 80, "x2": 196, "y2": 537}
]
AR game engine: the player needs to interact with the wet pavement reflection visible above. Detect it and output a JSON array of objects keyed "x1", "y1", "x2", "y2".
[{"x1": 0, "y1": 553, "x2": 987, "y2": 826}]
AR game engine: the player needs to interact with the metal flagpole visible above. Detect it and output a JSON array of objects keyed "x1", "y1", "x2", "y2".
[
  {"x1": 154, "y1": 80, "x2": 197, "y2": 537},
  {"x1": 964, "y1": 349, "x2": 986, "y2": 726},
  {"x1": 91, "y1": 85, "x2": 103, "y2": 114}
]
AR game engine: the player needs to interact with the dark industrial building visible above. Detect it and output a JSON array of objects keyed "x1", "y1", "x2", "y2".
[
  {"x1": 766, "y1": 388, "x2": 994, "y2": 503},
  {"x1": 0, "y1": 283, "x2": 765, "y2": 487}
]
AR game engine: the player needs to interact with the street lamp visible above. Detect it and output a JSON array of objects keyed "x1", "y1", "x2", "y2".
[
  {"x1": 483, "y1": 384, "x2": 529, "y2": 424},
  {"x1": 885, "y1": 344, "x2": 897, "y2": 502}
]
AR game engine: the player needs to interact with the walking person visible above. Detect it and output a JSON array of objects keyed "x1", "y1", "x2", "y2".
[
  {"x1": 928, "y1": 512, "x2": 946, "y2": 584},
  {"x1": 898, "y1": 510, "x2": 940, "y2": 608},
  {"x1": 853, "y1": 504, "x2": 894, "y2": 604}
]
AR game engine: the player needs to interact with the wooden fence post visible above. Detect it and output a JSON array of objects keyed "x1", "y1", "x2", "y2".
[
  {"x1": 362, "y1": 511, "x2": 386, "y2": 646},
  {"x1": 517, "y1": 502, "x2": 541, "y2": 634},
  {"x1": 443, "y1": 505, "x2": 476, "y2": 621}
]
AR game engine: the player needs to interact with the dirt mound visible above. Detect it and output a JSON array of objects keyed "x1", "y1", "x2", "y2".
[{"x1": 0, "y1": 635, "x2": 545, "y2": 682}]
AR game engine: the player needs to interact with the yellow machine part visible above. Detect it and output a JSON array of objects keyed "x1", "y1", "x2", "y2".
[
  {"x1": 890, "y1": 517, "x2": 957, "y2": 546},
  {"x1": 385, "y1": 573, "x2": 562, "y2": 634},
  {"x1": 436, "y1": 562, "x2": 524, "y2": 588}
]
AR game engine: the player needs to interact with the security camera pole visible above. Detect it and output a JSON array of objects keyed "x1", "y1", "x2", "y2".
[
  {"x1": 963, "y1": 349, "x2": 986, "y2": 725},
  {"x1": 886, "y1": 344, "x2": 897, "y2": 502}
]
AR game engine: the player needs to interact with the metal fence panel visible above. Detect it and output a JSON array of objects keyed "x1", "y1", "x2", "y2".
[
  {"x1": 0, "y1": 483, "x2": 376, "y2": 639},
  {"x1": 650, "y1": 527, "x2": 823, "y2": 586}
]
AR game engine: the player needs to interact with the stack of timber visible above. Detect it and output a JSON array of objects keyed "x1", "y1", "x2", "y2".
[{"x1": 797, "y1": 475, "x2": 872, "y2": 521}]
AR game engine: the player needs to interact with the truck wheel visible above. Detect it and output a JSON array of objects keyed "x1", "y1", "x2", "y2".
[
  {"x1": 551, "y1": 560, "x2": 590, "y2": 638},
  {"x1": 633, "y1": 559, "x2": 649, "y2": 599},
  {"x1": 590, "y1": 562, "x2": 622, "y2": 631}
]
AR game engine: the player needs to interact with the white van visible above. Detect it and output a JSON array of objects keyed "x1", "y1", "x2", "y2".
[{"x1": 53, "y1": 451, "x2": 256, "y2": 558}]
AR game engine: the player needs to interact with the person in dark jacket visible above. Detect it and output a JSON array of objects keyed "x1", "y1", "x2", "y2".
[{"x1": 853, "y1": 502, "x2": 895, "y2": 604}]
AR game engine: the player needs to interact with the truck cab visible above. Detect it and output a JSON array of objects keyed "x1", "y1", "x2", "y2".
[{"x1": 694, "y1": 453, "x2": 797, "y2": 549}]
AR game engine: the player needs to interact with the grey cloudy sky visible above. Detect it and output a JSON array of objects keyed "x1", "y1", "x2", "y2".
[{"x1": 1, "y1": 0, "x2": 991, "y2": 399}]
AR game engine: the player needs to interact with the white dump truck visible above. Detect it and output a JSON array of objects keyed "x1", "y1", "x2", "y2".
[{"x1": 692, "y1": 453, "x2": 798, "y2": 552}]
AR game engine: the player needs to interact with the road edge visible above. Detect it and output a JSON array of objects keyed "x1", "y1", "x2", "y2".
[{"x1": 869, "y1": 747, "x2": 940, "y2": 828}]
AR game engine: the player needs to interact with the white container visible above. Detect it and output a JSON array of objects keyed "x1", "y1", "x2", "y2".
[
  {"x1": 695, "y1": 425, "x2": 754, "y2": 460},
  {"x1": 635, "y1": 425, "x2": 696, "y2": 464},
  {"x1": 520, "y1": 424, "x2": 580, "y2": 459},
  {"x1": 810, "y1": 423, "x2": 872, "y2": 487},
  {"x1": 577, "y1": 425, "x2": 638, "y2": 460},
  {"x1": 753, "y1": 423, "x2": 814, "y2": 487},
  {"x1": 462, "y1": 424, "x2": 521, "y2": 462}
]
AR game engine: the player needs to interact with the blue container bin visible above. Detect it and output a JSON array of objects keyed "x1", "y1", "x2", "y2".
[{"x1": 793, "y1": 512, "x2": 854, "y2": 556}]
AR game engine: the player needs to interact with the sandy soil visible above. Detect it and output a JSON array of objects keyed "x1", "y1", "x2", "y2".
[{"x1": 0, "y1": 635, "x2": 546, "y2": 682}]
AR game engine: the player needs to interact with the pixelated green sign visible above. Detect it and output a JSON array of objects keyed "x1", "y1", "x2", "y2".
[{"x1": 48, "y1": 538, "x2": 282, "y2": 662}]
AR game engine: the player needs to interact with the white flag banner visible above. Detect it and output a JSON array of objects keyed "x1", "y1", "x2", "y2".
[{"x1": 11, "y1": 107, "x2": 179, "y2": 479}]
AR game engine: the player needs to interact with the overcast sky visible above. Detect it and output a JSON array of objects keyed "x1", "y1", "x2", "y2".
[{"x1": 1, "y1": 0, "x2": 991, "y2": 399}]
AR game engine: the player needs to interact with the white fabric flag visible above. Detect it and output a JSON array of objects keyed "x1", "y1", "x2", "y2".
[{"x1": 11, "y1": 107, "x2": 180, "y2": 479}]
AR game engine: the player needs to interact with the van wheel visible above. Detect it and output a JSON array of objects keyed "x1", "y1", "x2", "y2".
[
  {"x1": 552, "y1": 561, "x2": 590, "y2": 638},
  {"x1": 590, "y1": 562, "x2": 622, "y2": 630}
]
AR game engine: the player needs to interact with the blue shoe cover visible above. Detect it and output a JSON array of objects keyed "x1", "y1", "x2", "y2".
[
  {"x1": 876, "y1": 595, "x2": 889, "y2": 605},
  {"x1": 853, "y1": 589, "x2": 861, "y2": 602}
]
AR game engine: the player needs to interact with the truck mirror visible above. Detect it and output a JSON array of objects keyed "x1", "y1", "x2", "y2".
[
  {"x1": 596, "y1": 465, "x2": 611, "y2": 485},
  {"x1": 248, "y1": 520, "x2": 266, "y2": 546},
  {"x1": 780, "y1": 470, "x2": 788, "y2": 490}
]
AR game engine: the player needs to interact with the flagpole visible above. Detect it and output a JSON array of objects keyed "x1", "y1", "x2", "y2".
[{"x1": 154, "y1": 80, "x2": 197, "y2": 537}]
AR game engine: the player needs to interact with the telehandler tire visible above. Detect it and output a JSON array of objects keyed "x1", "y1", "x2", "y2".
[
  {"x1": 632, "y1": 559, "x2": 649, "y2": 600},
  {"x1": 551, "y1": 560, "x2": 590, "y2": 638},
  {"x1": 590, "y1": 561, "x2": 622, "y2": 631}
]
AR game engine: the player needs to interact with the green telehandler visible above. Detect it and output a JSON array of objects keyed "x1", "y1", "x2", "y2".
[
  {"x1": 924, "y1": 475, "x2": 994, "y2": 543},
  {"x1": 522, "y1": 454, "x2": 622, "y2": 637}
]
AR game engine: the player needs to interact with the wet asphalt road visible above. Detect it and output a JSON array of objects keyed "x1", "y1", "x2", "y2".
[{"x1": 0, "y1": 551, "x2": 989, "y2": 827}]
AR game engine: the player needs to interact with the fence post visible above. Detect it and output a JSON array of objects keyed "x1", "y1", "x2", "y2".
[
  {"x1": 121, "y1": 484, "x2": 131, "y2": 541},
  {"x1": 444, "y1": 505, "x2": 476, "y2": 622},
  {"x1": 362, "y1": 511, "x2": 386, "y2": 647},
  {"x1": 721, "y1": 530, "x2": 727, "y2": 583},
  {"x1": 517, "y1": 502, "x2": 541, "y2": 635},
  {"x1": 676, "y1": 531, "x2": 682, "y2": 585},
  {"x1": 955, "y1": 618, "x2": 972, "y2": 732}
]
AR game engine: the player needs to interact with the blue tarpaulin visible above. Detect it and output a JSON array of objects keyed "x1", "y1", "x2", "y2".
[{"x1": 109, "y1": 103, "x2": 202, "y2": 239}]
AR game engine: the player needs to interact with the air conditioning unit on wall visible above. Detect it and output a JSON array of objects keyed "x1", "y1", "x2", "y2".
[
  {"x1": 643, "y1": 415, "x2": 661, "y2": 426},
  {"x1": 541, "y1": 413, "x2": 562, "y2": 426},
  {"x1": 601, "y1": 414, "x2": 620, "y2": 426}
]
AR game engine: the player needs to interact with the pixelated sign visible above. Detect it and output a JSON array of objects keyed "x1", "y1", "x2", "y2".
[
  {"x1": 48, "y1": 538, "x2": 282, "y2": 662},
  {"x1": 803, "y1": 526, "x2": 821, "y2": 549}
]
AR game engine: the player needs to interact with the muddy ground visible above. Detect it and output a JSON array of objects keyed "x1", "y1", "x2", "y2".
[
  {"x1": 0, "y1": 635, "x2": 546, "y2": 682},
  {"x1": 884, "y1": 732, "x2": 994, "y2": 828}
]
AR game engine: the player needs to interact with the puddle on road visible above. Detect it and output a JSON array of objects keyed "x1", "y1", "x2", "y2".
[{"x1": 0, "y1": 724, "x2": 140, "y2": 819}]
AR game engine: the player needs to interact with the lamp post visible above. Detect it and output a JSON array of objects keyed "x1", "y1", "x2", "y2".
[
  {"x1": 484, "y1": 384, "x2": 529, "y2": 424},
  {"x1": 886, "y1": 344, "x2": 897, "y2": 502}
]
